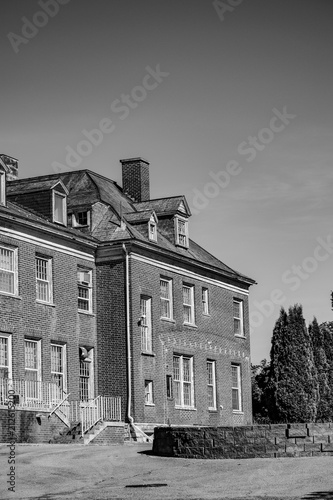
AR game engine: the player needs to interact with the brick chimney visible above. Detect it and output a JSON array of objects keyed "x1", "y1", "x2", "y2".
[
  {"x1": 0, "y1": 154, "x2": 18, "y2": 180},
  {"x1": 120, "y1": 157, "x2": 150, "y2": 202}
]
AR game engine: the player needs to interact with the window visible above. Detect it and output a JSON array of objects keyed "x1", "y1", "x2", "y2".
[
  {"x1": 51, "y1": 344, "x2": 67, "y2": 395},
  {"x1": 148, "y1": 221, "x2": 157, "y2": 242},
  {"x1": 173, "y1": 355, "x2": 194, "y2": 408},
  {"x1": 53, "y1": 191, "x2": 67, "y2": 225},
  {"x1": 140, "y1": 296, "x2": 152, "y2": 352},
  {"x1": 73, "y1": 211, "x2": 89, "y2": 227},
  {"x1": 207, "y1": 361, "x2": 217, "y2": 410},
  {"x1": 233, "y1": 299, "x2": 244, "y2": 336},
  {"x1": 145, "y1": 380, "x2": 154, "y2": 405},
  {"x1": 79, "y1": 347, "x2": 94, "y2": 401},
  {"x1": 175, "y1": 217, "x2": 188, "y2": 247},
  {"x1": 160, "y1": 278, "x2": 173, "y2": 319},
  {"x1": 166, "y1": 374, "x2": 173, "y2": 399},
  {"x1": 202, "y1": 288, "x2": 209, "y2": 315},
  {"x1": 36, "y1": 257, "x2": 52, "y2": 303},
  {"x1": 25, "y1": 340, "x2": 41, "y2": 399},
  {"x1": 183, "y1": 285, "x2": 195, "y2": 324},
  {"x1": 0, "y1": 171, "x2": 5, "y2": 206},
  {"x1": 78, "y1": 269, "x2": 92, "y2": 313},
  {"x1": 0, "y1": 246, "x2": 17, "y2": 296},
  {"x1": 0, "y1": 334, "x2": 12, "y2": 380},
  {"x1": 231, "y1": 364, "x2": 242, "y2": 412}
]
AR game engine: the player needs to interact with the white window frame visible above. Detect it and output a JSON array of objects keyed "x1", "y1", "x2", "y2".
[
  {"x1": 207, "y1": 360, "x2": 217, "y2": 410},
  {"x1": 36, "y1": 256, "x2": 53, "y2": 304},
  {"x1": 166, "y1": 374, "x2": 173, "y2": 399},
  {"x1": 231, "y1": 364, "x2": 242, "y2": 412},
  {"x1": 183, "y1": 284, "x2": 195, "y2": 325},
  {"x1": 160, "y1": 277, "x2": 173, "y2": 320},
  {"x1": 52, "y1": 190, "x2": 67, "y2": 226},
  {"x1": 0, "y1": 171, "x2": 6, "y2": 206},
  {"x1": 233, "y1": 299, "x2": 244, "y2": 337},
  {"x1": 24, "y1": 339, "x2": 42, "y2": 400},
  {"x1": 79, "y1": 347, "x2": 94, "y2": 402},
  {"x1": 173, "y1": 355, "x2": 194, "y2": 409},
  {"x1": 202, "y1": 287, "x2": 209, "y2": 315},
  {"x1": 140, "y1": 296, "x2": 152, "y2": 353},
  {"x1": 148, "y1": 219, "x2": 157, "y2": 242},
  {"x1": 175, "y1": 216, "x2": 189, "y2": 248},
  {"x1": 144, "y1": 380, "x2": 154, "y2": 405},
  {"x1": 0, "y1": 333, "x2": 12, "y2": 380},
  {"x1": 72, "y1": 210, "x2": 90, "y2": 227},
  {"x1": 51, "y1": 343, "x2": 67, "y2": 395},
  {"x1": 78, "y1": 269, "x2": 92, "y2": 313},
  {"x1": 0, "y1": 245, "x2": 18, "y2": 297}
]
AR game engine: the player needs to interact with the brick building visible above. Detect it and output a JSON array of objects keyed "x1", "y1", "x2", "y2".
[{"x1": 0, "y1": 154, "x2": 255, "y2": 443}]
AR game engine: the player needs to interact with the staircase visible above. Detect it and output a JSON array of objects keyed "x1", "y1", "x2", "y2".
[{"x1": 126, "y1": 423, "x2": 166, "y2": 443}]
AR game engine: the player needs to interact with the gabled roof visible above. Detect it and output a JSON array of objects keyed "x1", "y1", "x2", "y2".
[
  {"x1": 134, "y1": 196, "x2": 191, "y2": 217},
  {"x1": 7, "y1": 177, "x2": 68, "y2": 195}
]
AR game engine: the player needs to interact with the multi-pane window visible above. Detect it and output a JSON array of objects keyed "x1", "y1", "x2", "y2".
[
  {"x1": 36, "y1": 257, "x2": 52, "y2": 303},
  {"x1": 53, "y1": 191, "x2": 66, "y2": 225},
  {"x1": 183, "y1": 285, "x2": 195, "y2": 324},
  {"x1": 0, "y1": 171, "x2": 5, "y2": 206},
  {"x1": 148, "y1": 221, "x2": 157, "y2": 242},
  {"x1": 0, "y1": 246, "x2": 16, "y2": 295},
  {"x1": 78, "y1": 269, "x2": 92, "y2": 313},
  {"x1": 231, "y1": 364, "x2": 242, "y2": 411},
  {"x1": 51, "y1": 344, "x2": 66, "y2": 394},
  {"x1": 140, "y1": 296, "x2": 152, "y2": 352},
  {"x1": 145, "y1": 380, "x2": 154, "y2": 405},
  {"x1": 0, "y1": 335, "x2": 11, "y2": 379},
  {"x1": 160, "y1": 278, "x2": 173, "y2": 319},
  {"x1": 175, "y1": 217, "x2": 188, "y2": 247},
  {"x1": 233, "y1": 299, "x2": 244, "y2": 336},
  {"x1": 25, "y1": 340, "x2": 41, "y2": 399},
  {"x1": 173, "y1": 355, "x2": 194, "y2": 408},
  {"x1": 207, "y1": 361, "x2": 216, "y2": 410},
  {"x1": 79, "y1": 347, "x2": 93, "y2": 401},
  {"x1": 202, "y1": 288, "x2": 209, "y2": 315},
  {"x1": 76, "y1": 211, "x2": 88, "y2": 226}
]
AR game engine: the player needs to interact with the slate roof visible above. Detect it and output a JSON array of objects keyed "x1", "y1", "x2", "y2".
[{"x1": 135, "y1": 196, "x2": 190, "y2": 216}]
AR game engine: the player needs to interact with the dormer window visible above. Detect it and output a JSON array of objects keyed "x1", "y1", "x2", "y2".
[
  {"x1": 175, "y1": 216, "x2": 189, "y2": 248},
  {"x1": 53, "y1": 191, "x2": 67, "y2": 225},
  {"x1": 148, "y1": 220, "x2": 157, "y2": 242},
  {"x1": 0, "y1": 171, "x2": 5, "y2": 206},
  {"x1": 73, "y1": 210, "x2": 90, "y2": 227}
]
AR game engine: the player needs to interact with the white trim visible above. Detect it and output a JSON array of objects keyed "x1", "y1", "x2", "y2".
[
  {"x1": 77, "y1": 268, "x2": 93, "y2": 313},
  {"x1": 183, "y1": 284, "x2": 195, "y2": 325},
  {"x1": 0, "y1": 227, "x2": 94, "y2": 261},
  {"x1": 174, "y1": 216, "x2": 189, "y2": 248},
  {"x1": 207, "y1": 360, "x2": 217, "y2": 410},
  {"x1": 131, "y1": 253, "x2": 249, "y2": 296},
  {"x1": 52, "y1": 190, "x2": 67, "y2": 226},
  {"x1": 0, "y1": 332, "x2": 12, "y2": 380},
  {"x1": 0, "y1": 244, "x2": 18, "y2": 297},
  {"x1": 202, "y1": 287, "x2": 209, "y2": 315},
  {"x1": 0, "y1": 172, "x2": 6, "y2": 206},
  {"x1": 233, "y1": 299, "x2": 244, "y2": 336},
  {"x1": 36, "y1": 256, "x2": 53, "y2": 304},
  {"x1": 160, "y1": 277, "x2": 173, "y2": 320},
  {"x1": 51, "y1": 343, "x2": 67, "y2": 393},
  {"x1": 173, "y1": 355, "x2": 194, "y2": 409},
  {"x1": 231, "y1": 364, "x2": 242, "y2": 412}
]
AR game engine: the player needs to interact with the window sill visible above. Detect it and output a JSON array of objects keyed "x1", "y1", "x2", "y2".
[
  {"x1": 183, "y1": 322, "x2": 197, "y2": 329},
  {"x1": 145, "y1": 403, "x2": 155, "y2": 407},
  {"x1": 78, "y1": 310, "x2": 95, "y2": 317},
  {"x1": 0, "y1": 292, "x2": 21, "y2": 300},
  {"x1": 234, "y1": 334, "x2": 246, "y2": 339},
  {"x1": 208, "y1": 408, "x2": 218, "y2": 412},
  {"x1": 232, "y1": 410, "x2": 244, "y2": 415},
  {"x1": 36, "y1": 300, "x2": 55, "y2": 307},
  {"x1": 202, "y1": 313, "x2": 210, "y2": 317},
  {"x1": 175, "y1": 406, "x2": 197, "y2": 411},
  {"x1": 160, "y1": 317, "x2": 175, "y2": 323},
  {"x1": 141, "y1": 351, "x2": 156, "y2": 357}
]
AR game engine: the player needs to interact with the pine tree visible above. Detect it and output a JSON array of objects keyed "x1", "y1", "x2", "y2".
[
  {"x1": 309, "y1": 318, "x2": 331, "y2": 421},
  {"x1": 251, "y1": 359, "x2": 271, "y2": 423},
  {"x1": 319, "y1": 322, "x2": 333, "y2": 420},
  {"x1": 269, "y1": 305, "x2": 319, "y2": 423}
]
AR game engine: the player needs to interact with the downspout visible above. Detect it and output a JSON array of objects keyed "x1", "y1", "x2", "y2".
[{"x1": 123, "y1": 243, "x2": 133, "y2": 425}]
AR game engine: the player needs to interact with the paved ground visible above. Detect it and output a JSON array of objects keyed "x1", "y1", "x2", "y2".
[{"x1": 0, "y1": 442, "x2": 333, "y2": 500}]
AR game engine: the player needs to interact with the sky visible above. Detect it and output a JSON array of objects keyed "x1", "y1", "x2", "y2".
[{"x1": 1, "y1": 0, "x2": 333, "y2": 364}]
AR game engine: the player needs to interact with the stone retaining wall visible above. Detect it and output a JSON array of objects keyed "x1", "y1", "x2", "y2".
[{"x1": 153, "y1": 423, "x2": 333, "y2": 459}]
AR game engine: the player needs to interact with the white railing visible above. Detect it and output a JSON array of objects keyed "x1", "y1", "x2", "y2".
[
  {"x1": 81, "y1": 396, "x2": 122, "y2": 435},
  {"x1": 0, "y1": 378, "x2": 65, "y2": 409}
]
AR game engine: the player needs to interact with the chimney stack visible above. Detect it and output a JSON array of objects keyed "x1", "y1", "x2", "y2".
[
  {"x1": 120, "y1": 157, "x2": 150, "y2": 203},
  {"x1": 0, "y1": 154, "x2": 18, "y2": 181}
]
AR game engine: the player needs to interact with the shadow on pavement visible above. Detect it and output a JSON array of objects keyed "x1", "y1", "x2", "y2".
[
  {"x1": 137, "y1": 449, "x2": 155, "y2": 456},
  {"x1": 302, "y1": 492, "x2": 333, "y2": 499}
]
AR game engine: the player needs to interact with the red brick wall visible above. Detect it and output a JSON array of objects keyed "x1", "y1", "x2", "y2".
[
  {"x1": 129, "y1": 256, "x2": 252, "y2": 426},
  {"x1": 0, "y1": 409, "x2": 66, "y2": 443},
  {"x1": 121, "y1": 159, "x2": 150, "y2": 202},
  {"x1": 89, "y1": 424, "x2": 124, "y2": 445}
]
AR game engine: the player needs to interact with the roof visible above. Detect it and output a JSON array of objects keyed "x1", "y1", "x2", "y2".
[
  {"x1": 7, "y1": 177, "x2": 68, "y2": 195},
  {"x1": 135, "y1": 196, "x2": 191, "y2": 216}
]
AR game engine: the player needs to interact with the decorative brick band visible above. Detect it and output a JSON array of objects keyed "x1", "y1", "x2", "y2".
[{"x1": 152, "y1": 423, "x2": 333, "y2": 459}]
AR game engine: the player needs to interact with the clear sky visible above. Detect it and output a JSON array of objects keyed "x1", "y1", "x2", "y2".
[{"x1": 1, "y1": 0, "x2": 333, "y2": 363}]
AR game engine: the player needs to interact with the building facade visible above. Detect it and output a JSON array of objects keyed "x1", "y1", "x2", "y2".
[{"x1": 0, "y1": 154, "x2": 255, "y2": 442}]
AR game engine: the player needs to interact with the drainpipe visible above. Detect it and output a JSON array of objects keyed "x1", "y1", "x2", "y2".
[{"x1": 123, "y1": 243, "x2": 133, "y2": 425}]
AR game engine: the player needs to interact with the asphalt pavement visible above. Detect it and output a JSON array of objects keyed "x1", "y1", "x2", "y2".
[{"x1": 0, "y1": 442, "x2": 333, "y2": 500}]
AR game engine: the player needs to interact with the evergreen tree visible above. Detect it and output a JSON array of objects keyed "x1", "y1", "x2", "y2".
[
  {"x1": 251, "y1": 359, "x2": 271, "y2": 423},
  {"x1": 269, "y1": 305, "x2": 319, "y2": 423},
  {"x1": 309, "y1": 318, "x2": 331, "y2": 421},
  {"x1": 319, "y1": 322, "x2": 333, "y2": 420}
]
